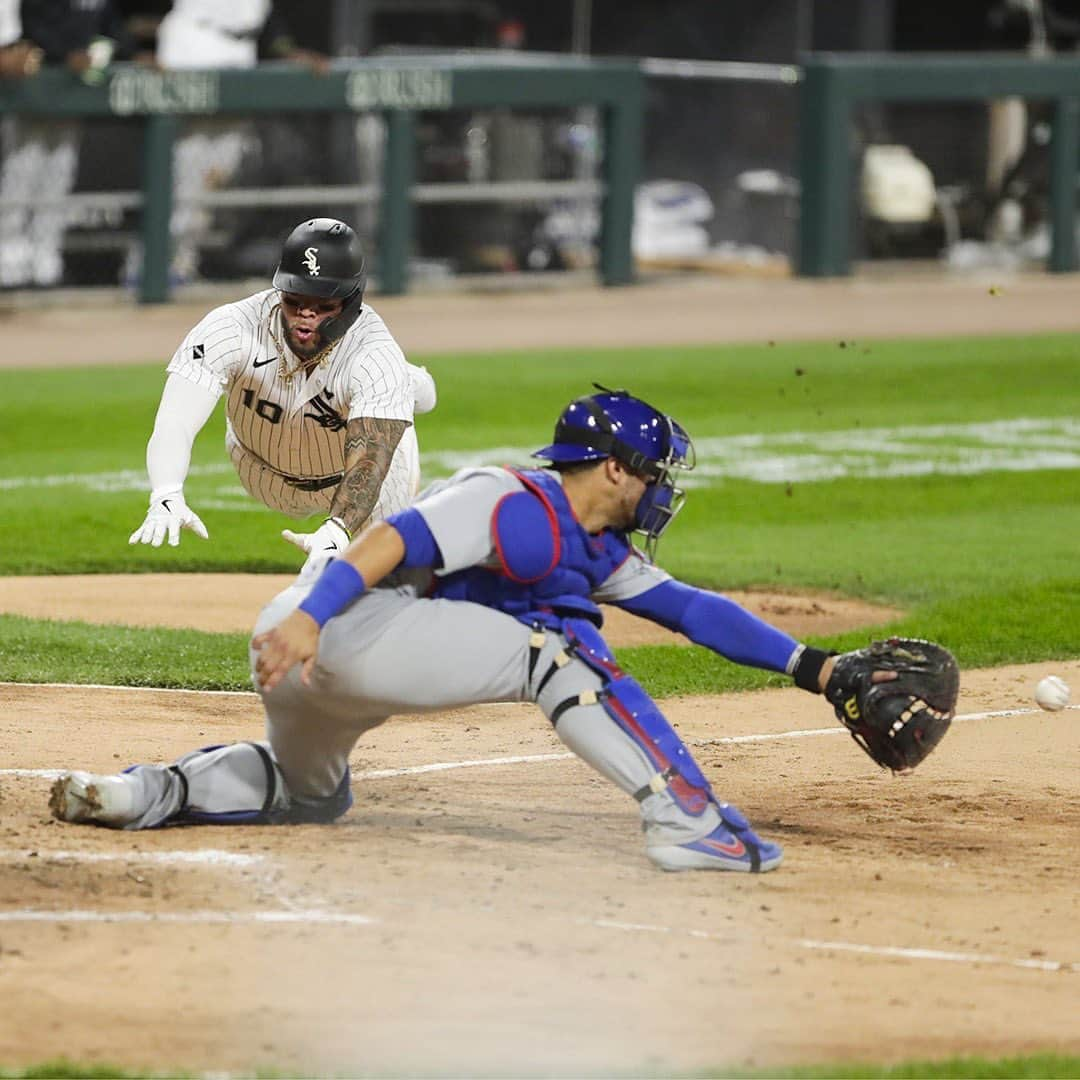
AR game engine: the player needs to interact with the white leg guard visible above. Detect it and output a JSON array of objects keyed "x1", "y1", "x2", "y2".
[
  {"x1": 108, "y1": 739, "x2": 356, "y2": 831},
  {"x1": 528, "y1": 626, "x2": 722, "y2": 846},
  {"x1": 118, "y1": 742, "x2": 290, "y2": 829}
]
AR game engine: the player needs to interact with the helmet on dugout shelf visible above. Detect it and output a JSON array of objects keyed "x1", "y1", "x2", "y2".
[
  {"x1": 272, "y1": 218, "x2": 367, "y2": 343},
  {"x1": 532, "y1": 385, "x2": 695, "y2": 557}
]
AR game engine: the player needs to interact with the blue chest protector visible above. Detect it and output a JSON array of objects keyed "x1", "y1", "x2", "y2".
[
  {"x1": 434, "y1": 468, "x2": 630, "y2": 630},
  {"x1": 435, "y1": 469, "x2": 730, "y2": 832}
]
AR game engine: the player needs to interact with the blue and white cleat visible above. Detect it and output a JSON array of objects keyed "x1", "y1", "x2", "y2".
[{"x1": 647, "y1": 803, "x2": 783, "y2": 873}]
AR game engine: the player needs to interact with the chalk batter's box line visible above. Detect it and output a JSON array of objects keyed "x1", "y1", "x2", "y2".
[
  {"x1": 0, "y1": 905, "x2": 1071, "y2": 976},
  {"x1": 587, "y1": 919, "x2": 1080, "y2": 975},
  {"x1": 0, "y1": 847, "x2": 346, "y2": 925},
  {"x1": 0, "y1": 852, "x2": 1073, "y2": 974},
  {"x1": 0, "y1": 848, "x2": 263, "y2": 867},
  {"x1": 0, "y1": 909, "x2": 375, "y2": 925},
  {"x1": 0, "y1": 689, "x2": 1074, "y2": 975},
  {"x1": 1, "y1": 698, "x2": 1074, "y2": 783}
]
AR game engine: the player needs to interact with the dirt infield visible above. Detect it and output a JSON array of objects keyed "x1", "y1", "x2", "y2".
[
  {"x1": 2, "y1": 665, "x2": 1078, "y2": 1075},
  {"x1": 2, "y1": 273, "x2": 1079, "y2": 1074},
  {"x1": 0, "y1": 573, "x2": 903, "y2": 644},
  {"x1": 3, "y1": 270, "x2": 1080, "y2": 368}
]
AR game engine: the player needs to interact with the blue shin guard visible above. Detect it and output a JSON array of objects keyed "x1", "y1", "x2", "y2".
[{"x1": 554, "y1": 619, "x2": 716, "y2": 817}]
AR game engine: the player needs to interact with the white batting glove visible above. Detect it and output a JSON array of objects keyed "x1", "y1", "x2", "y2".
[
  {"x1": 128, "y1": 490, "x2": 209, "y2": 548},
  {"x1": 410, "y1": 364, "x2": 437, "y2": 415},
  {"x1": 281, "y1": 516, "x2": 351, "y2": 564}
]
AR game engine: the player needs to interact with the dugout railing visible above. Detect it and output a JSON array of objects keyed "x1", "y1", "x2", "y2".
[
  {"x1": 0, "y1": 54, "x2": 643, "y2": 302},
  {"x1": 6, "y1": 51, "x2": 1079, "y2": 296}
]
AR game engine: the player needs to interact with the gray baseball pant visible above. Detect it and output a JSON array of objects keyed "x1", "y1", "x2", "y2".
[{"x1": 117, "y1": 585, "x2": 725, "y2": 846}]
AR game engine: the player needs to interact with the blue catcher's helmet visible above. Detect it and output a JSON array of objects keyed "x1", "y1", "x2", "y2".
[{"x1": 532, "y1": 386, "x2": 695, "y2": 557}]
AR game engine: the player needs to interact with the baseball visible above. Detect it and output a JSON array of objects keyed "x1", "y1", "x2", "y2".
[{"x1": 1034, "y1": 675, "x2": 1070, "y2": 712}]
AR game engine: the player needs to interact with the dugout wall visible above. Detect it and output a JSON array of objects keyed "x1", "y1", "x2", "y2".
[{"x1": 0, "y1": 55, "x2": 643, "y2": 302}]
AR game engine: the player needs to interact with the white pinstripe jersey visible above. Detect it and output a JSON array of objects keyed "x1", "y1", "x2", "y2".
[{"x1": 167, "y1": 289, "x2": 415, "y2": 484}]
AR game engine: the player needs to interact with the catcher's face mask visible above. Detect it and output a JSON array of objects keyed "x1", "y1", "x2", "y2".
[
  {"x1": 629, "y1": 415, "x2": 694, "y2": 559},
  {"x1": 532, "y1": 384, "x2": 696, "y2": 559}
]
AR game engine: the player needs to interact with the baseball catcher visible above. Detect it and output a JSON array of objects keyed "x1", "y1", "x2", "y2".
[{"x1": 55, "y1": 388, "x2": 959, "y2": 874}]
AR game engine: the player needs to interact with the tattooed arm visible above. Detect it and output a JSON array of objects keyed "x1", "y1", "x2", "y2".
[{"x1": 329, "y1": 416, "x2": 409, "y2": 534}]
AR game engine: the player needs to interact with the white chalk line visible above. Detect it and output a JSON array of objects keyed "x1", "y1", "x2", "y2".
[
  {"x1": 0, "y1": 699, "x2": 1070, "y2": 949},
  {"x1": 693, "y1": 704, "x2": 1078, "y2": 746},
  {"x1": 0, "y1": 847, "x2": 370, "y2": 926},
  {"x1": 2, "y1": 703, "x2": 1074, "y2": 783},
  {"x1": 2, "y1": 418, "x2": 1078, "y2": 497},
  {"x1": 0, "y1": 463, "x2": 232, "y2": 493},
  {"x1": 0, "y1": 909, "x2": 375, "y2": 926},
  {"x1": 357, "y1": 752, "x2": 572, "y2": 779},
  {"x1": 796, "y1": 938, "x2": 1078, "y2": 974},
  {"x1": 588, "y1": 919, "x2": 1079, "y2": 975},
  {"x1": 2, "y1": 678, "x2": 1072, "y2": 956},
  {"x1": 1, "y1": 680, "x2": 257, "y2": 697},
  {"x1": 0, "y1": 848, "x2": 264, "y2": 867},
  {"x1": 5, "y1": 699, "x2": 1067, "y2": 942}
]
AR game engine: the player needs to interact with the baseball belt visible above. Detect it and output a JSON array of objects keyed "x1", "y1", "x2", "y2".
[{"x1": 281, "y1": 472, "x2": 344, "y2": 492}]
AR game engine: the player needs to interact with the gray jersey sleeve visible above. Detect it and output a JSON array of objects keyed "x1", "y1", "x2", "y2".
[
  {"x1": 413, "y1": 467, "x2": 522, "y2": 574},
  {"x1": 591, "y1": 545, "x2": 672, "y2": 604}
]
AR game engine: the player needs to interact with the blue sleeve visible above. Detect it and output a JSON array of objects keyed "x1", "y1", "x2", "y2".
[
  {"x1": 617, "y1": 579, "x2": 800, "y2": 673},
  {"x1": 385, "y1": 507, "x2": 444, "y2": 569}
]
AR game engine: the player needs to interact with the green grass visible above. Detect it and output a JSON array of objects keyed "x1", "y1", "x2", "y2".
[
  {"x1": 423, "y1": 333, "x2": 1080, "y2": 442},
  {"x1": 0, "y1": 1063, "x2": 192, "y2": 1079},
  {"x1": 687, "y1": 1053, "x2": 1080, "y2": 1079},
  {"x1": 0, "y1": 333, "x2": 1078, "y2": 693},
  {"x1": 0, "y1": 614, "x2": 252, "y2": 690},
  {"x1": 4, "y1": 1052, "x2": 1077, "y2": 1079},
  {"x1": 1, "y1": 333, "x2": 1078, "y2": 576},
  {"x1": 666, "y1": 470, "x2": 1080, "y2": 601},
  {"x1": 0, "y1": 612, "x2": 816, "y2": 692},
  {"x1": 2, "y1": 573, "x2": 1077, "y2": 699}
]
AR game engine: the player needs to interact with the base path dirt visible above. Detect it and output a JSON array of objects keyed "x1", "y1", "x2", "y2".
[
  {"x1": 3, "y1": 271, "x2": 1080, "y2": 369},
  {"x1": 0, "y1": 661, "x2": 1077, "y2": 1075},
  {"x1": 0, "y1": 573, "x2": 904, "y2": 644}
]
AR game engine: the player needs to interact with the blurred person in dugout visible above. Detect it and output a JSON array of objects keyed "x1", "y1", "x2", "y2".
[
  {"x1": 0, "y1": 1, "x2": 41, "y2": 80},
  {"x1": 0, "y1": 0, "x2": 143, "y2": 288},
  {"x1": 123, "y1": 0, "x2": 328, "y2": 286}
]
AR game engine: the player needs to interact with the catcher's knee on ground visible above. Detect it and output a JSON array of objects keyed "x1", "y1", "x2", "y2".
[{"x1": 122, "y1": 741, "x2": 352, "y2": 829}]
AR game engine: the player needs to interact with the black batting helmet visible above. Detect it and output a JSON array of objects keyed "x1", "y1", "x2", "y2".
[{"x1": 272, "y1": 218, "x2": 367, "y2": 343}]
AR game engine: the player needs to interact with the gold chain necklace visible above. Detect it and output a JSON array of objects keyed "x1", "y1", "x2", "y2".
[{"x1": 268, "y1": 303, "x2": 339, "y2": 386}]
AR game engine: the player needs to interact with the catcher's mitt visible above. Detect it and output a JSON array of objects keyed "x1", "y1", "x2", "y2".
[{"x1": 824, "y1": 637, "x2": 959, "y2": 771}]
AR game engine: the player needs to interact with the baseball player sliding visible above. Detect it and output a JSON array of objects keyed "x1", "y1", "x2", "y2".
[
  {"x1": 128, "y1": 217, "x2": 437, "y2": 565},
  {"x1": 53, "y1": 388, "x2": 957, "y2": 871}
]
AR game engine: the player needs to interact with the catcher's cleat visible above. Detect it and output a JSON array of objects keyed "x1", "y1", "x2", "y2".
[
  {"x1": 49, "y1": 771, "x2": 136, "y2": 827},
  {"x1": 647, "y1": 805, "x2": 783, "y2": 873}
]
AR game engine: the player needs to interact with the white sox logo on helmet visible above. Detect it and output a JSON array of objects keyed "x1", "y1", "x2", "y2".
[{"x1": 302, "y1": 247, "x2": 320, "y2": 276}]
